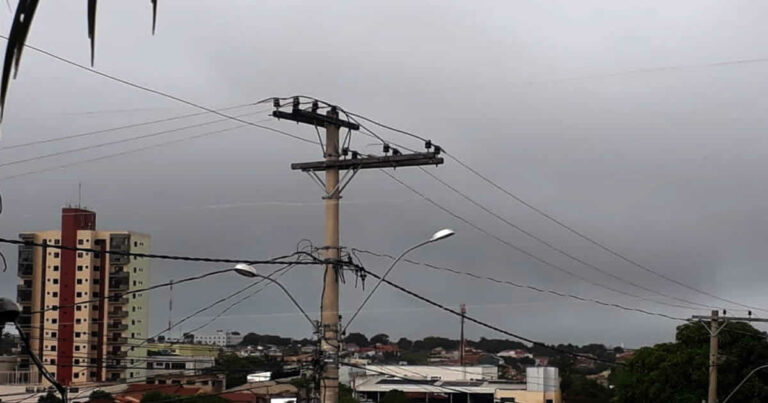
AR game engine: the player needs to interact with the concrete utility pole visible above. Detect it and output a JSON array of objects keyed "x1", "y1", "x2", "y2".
[
  {"x1": 275, "y1": 97, "x2": 444, "y2": 403},
  {"x1": 708, "y1": 310, "x2": 719, "y2": 403},
  {"x1": 460, "y1": 304, "x2": 466, "y2": 368},
  {"x1": 691, "y1": 310, "x2": 768, "y2": 403}
]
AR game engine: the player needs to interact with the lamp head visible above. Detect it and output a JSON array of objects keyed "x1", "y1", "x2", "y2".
[
  {"x1": 0, "y1": 297, "x2": 21, "y2": 324},
  {"x1": 429, "y1": 229, "x2": 455, "y2": 242},
  {"x1": 234, "y1": 263, "x2": 258, "y2": 278}
]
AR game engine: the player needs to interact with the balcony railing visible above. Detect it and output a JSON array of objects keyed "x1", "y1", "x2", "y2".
[
  {"x1": 18, "y1": 263, "x2": 33, "y2": 277},
  {"x1": 109, "y1": 280, "x2": 129, "y2": 292},
  {"x1": 107, "y1": 323, "x2": 128, "y2": 331},
  {"x1": 107, "y1": 349, "x2": 128, "y2": 358},
  {"x1": 17, "y1": 285, "x2": 32, "y2": 303},
  {"x1": 108, "y1": 310, "x2": 128, "y2": 319},
  {"x1": 107, "y1": 337, "x2": 128, "y2": 345}
]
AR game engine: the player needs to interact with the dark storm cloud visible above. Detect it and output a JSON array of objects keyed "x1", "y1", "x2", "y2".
[{"x1": 2, "y1": 1, "x2": 768, "y2": 348}]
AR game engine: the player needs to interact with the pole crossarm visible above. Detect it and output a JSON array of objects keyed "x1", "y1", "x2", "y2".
[
  {"x1": 692, "y1": 316, "x2": 768, "y2": 323},
  {"x1": 291, "y1": 152, "x2": 444, "y2": 172},
  {"x1": 273, "y1": 109, "x2": 360, "y2": 130}
]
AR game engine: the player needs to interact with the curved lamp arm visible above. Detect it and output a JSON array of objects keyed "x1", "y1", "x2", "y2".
[
  {"x1": 233, "y1": 264, "x2": 314, "y2": 327},
  {"x1": 343, "y1": 229, "x2": 454, "y2": 333},
  {"x1": 723, "y1": 363, "x2": 768, "y2": 403}
]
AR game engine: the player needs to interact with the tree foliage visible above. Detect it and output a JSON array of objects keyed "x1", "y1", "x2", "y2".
[
  {"x1": 211, "y1": 352, "x2": 283, "y2": 388},
  {"x1": 610, "y1": 322, "x2": 768, "y2": 403},
  {"x1": 140, "y1": 391, "x2": 228, "y2": 403},
  {"x1": 396, "y1": 337, "x2": 413, "y2": 351},
  {"x1": 380, "y1": 389, "x2": 410, "y2": 403},
  {"x1": 38, "y1": 392, "x2": 62, "y2": 403},
  {"x1": 344, "y1": 332, "x2": 369, "y2": 347},
  {"x1": 240, "y1": 333, "x2": 293, "y2": 347},
  {"x1": 88, "y1": 390, "x2": 114, "y2": 402},
  {"x1": 370, "y1": 333, "x2": 390, "y2": 345}
]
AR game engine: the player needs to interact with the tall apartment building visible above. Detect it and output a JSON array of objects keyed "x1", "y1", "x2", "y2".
[{"x1": 16, "y1": 207, "x2": 150, "y2": 386}]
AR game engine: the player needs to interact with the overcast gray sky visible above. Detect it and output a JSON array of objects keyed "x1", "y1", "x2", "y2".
[{"x1": 2, "y1": 0, "x2": 768, "y2": 348}]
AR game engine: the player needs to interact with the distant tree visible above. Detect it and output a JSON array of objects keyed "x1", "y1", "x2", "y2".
[
  {"x1": 344, "y1": 332, "x2": 369, "y2": 347},
  {"x1": 213, "y1": 352, "x2": 283, "y2": 388},
  {"x1": 339, "y1": 383, "x2": 359, "y2": 403},
  {"x1": 412, "y1": 337, "x2": 457, "y2": 351},
  {"x1": 610, "y1": 322, "x2": 768, "y2": 403},
  {"x1": 380, "y1": 390, "x2": 409, "y2": 403},
  {"x1": 38, "y1": 392, "x2": 62, "y2": 403},
  {"x1": 396, "y1": 337, "x2": 413, "y2": 351},
  {"x1": 88, "y1": 390, "x2": 114, "y2": 402},
  {"x1": 612, "y1": 346, "x2": 624, "y2": 354},
  {"x1": 141, "y1": 391, "x2": 227, "y2": 403},
  {"x1": 240, "y1": 332, "x2": 260, "y2": 346},
  {"x1": 140, "y1": 391, "x2": 172, "y2": 403},
  {"x1": 370, "y1": 333, "x2": 390, "y2": 345},
  {"x1": 562, "y1": 375, "x2": 613, "y2": 403}
]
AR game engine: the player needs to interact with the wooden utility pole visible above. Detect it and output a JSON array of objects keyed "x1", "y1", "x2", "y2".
[
  {"x1": 275, "y1": 97, "x2": 443, "y2": 403},
  {"x1": 708, "y1": 310, "x2": 719, "y2": 403},
  {"x1": 691, "y1": 311, "x2": 768, "y2": 403}
]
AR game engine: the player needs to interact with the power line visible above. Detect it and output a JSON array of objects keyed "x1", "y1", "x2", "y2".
[
  {"x1": 377, "y1": 169, "x2": 698, "y2": 312},
  {"x1": 0, "y1": 236, "x2": 324, "y2": 266},
  {"x1": 351, "y1": 249, "x2": 688, "y2": 321},
  {"x1": 0, "y1": 111, "x2": 270, "y2": 169},
  {"x1": 356, "y1": 265, "x2": 621, "y2": 366},
  {"x1": 0, "y1": 103, "x2": 263, "y2": 151},
  {"x1": 343, "y1": 107, "x2": 767, "y2": 313},
  {"x1": 0, "y1": 124, "x2": 250, "y2": 181},
  {"x1": 416, "y1": 166, "x2": 714, "y2": 311},
  {"x1": 443, "y1": 151, "x2": 768, "y2": 313},
  {"x1": 0, "y1": 35, "x2": 316, "y2": 145}
]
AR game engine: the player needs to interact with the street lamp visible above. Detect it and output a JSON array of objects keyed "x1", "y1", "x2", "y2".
[
  {"x1": 722, "y1": 363, "x2": 768, "y2": 402},
  {"x1": 232, "y1": 263, "x2": 314, "y2": 327},
  {"x1": 344, "y1": 229, "x2": 455, "y2": 331},
  {"x1": 0, "y1": 297, "x2": 68, "y2": 403}
]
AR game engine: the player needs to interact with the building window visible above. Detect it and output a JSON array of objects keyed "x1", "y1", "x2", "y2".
[
  {"x1": 75, "y1": 332, "x2": 81, "y2": 338},
  {"x1": 74, "y1": 359, "x2": 80, "y2": 364},
  {"x1": 77, "y1": 279, "x2": 83, "y2": 285},
  {"x1": 53, "y1": 279, "x2": 59, "y2": 285},
  {"x1": 53, "y1": 265, "x2": 59, "y2": 271},
  {"x1": 76, "y1": 292, "x2": 82, "y2": 298},
  {"x1": 52, "y1": 292, "x2": 58, "y2": 297},
  {"x1": 78, "y1": 239, "x2": 84, "y2": 245},
  {"x1": 53, "y1": 252, "x2": 59, "y2": 258},
  {"x1": 93, "y1": 292, "x2": 100, "y2": 297},
  {"x1": 73, "y1": 373, "x2": 79, "y2": 379},
  {"x1": 77, "y1": 252, "x2": 83, "y2": 258},
  {"x1": 51, "y1": 332, "x2": 57, "y2": 337},
  {"x1": 51, "y1": 318, "x2": 57, "y2": 324},
  {"x1": 74, "y1": 345, "x2": 80, "y2": 351},
  {"x1": 50, "y1": 345, "x2": 56, "y2": 352},
  {"x1": 94, "y1": 265, "x2": 100, "y2": 272},
  {"x1": 90, "y1": 372, "x2": 96, "y2": 378},
  {"x1": 75, "y1": 319, "x2": 82, "y2": 325},
  {"x1": 93, "y1": 279, "x2": 100, "y2": 285},
  {"x1": 50, "y1": 359, "x2": 56, "y2": 365},
  {"x1": 54, "y1": 239, "x2": 60, "y2": 245},
  {"x1": 91, "y1": 331, "x2": 98, "y2": 337},
  {"x1": 76, "y1": 306, "x2": 82, "y2": 312},
  {"x1": 77, "y1": 265, "x2": 83, "y2": 271},
  {"x1": 91, "y1": 345, "x2": 97, "y2": 350}
]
